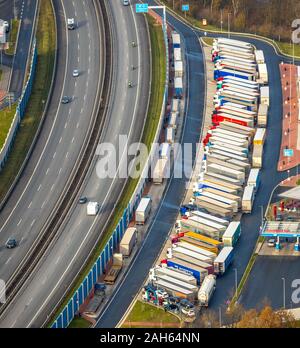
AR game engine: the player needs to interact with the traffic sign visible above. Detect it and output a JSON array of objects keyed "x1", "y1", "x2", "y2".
[
  {"x1": 182, "y1": 4, "x2": 190, "y2": 12},
  {"x1": 283, "y1": 149, "x2": 294, "y2": 157},
  {"x1": 136, "y1": 3, "x2": 149, "y2": 13}
]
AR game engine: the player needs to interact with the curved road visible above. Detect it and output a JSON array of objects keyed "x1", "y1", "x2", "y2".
[
  {"x1": 96, "y1": 2, "x2": 300, "y2": 327},
  {"x1": 0, "y1": 0, "x2": 151, "y2": 328},
  {"x1": 0, "y1": 0, "x2": 102, "y2": 294}
]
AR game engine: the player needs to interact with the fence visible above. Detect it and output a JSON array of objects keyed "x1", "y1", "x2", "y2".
[
  {"x1": 51, "y1": 15, "x2": 170, "y2": 329},
  {"x1": 0, "y1": 39, "x2": 37, "y2": 170}
]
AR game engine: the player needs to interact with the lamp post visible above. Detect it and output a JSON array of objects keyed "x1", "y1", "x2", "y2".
[
  {"x1": 282, "y1": 277, "x2": 286, "y2": 309},
  {"x1": 228, "y1": 12, "x2": 231, "y2": 38},
  {"x1": 233, "y1": 268, "x2": 238, "y2": 297}
]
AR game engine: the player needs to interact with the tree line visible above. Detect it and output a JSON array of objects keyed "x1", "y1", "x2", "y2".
[{"x1": 164, "y1": 0, "x2": 300, "y2": 42}]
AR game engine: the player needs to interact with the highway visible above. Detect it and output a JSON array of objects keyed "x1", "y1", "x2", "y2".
[
  {"x1": 0, "y1": 0, "x2": 151, "y2": 328},
  {"x1": 0, "y1": 0, "x2": 38, "y2": 99},
  {"x1": 96, "y1": 3, "x2": 300, "y2": 327},
  {"x1": 0, "y1": 0, "x2": 103, "y2": 296}
]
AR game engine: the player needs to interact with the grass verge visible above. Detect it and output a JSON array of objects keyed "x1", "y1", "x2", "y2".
[
  {"x1": 68, "y1": 317, "x2": 91, "y2": 329},
  {"x1": 59, "y1": 15, "x2": 166, "y2": 328},
  {"x1": 121, "y1": 301, "x2": 180, "y2": 328},
  {"x1": 0, "y1": 0, "x2": 56, "y2": 202},
  {"x1": 0, "y1": 104, "x2": 17, "y2": 149},
  {"x1": 6, "y1": 19, "x2": 20, "y2": 55},
  {"x1": 201, "y1": 37, "x2": 214, "y2": 47}
]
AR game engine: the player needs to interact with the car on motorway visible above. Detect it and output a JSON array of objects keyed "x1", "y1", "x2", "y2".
[
  {"x1": 267, "y1": 239, "x2": 276, "y2": 247},
  {"x1": 61, "y1": 96, "x2": 71, "y2": 104},
  {"x1": 67, "y1": 18, "x2": 76, "y2": 30},
  {"x1": 3, "y1": 21, "x2": 9, "y2": 33},
  {"x1": 79, "y1": 196, "x2": 88, "y2": 204},
  {"x1": 5, "y1": 238, "x2": 17, "y2": 249},
  {"x1": 73, "y1": 69, "x2": 79, "y2": 77},
  {"x1": 123, "y1": 0, "x2": 130, "y2": 5}
]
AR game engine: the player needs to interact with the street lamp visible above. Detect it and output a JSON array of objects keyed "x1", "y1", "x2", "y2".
[
  {"x1": 282, "y1": 277, "x2": 286, "y2": 309},
  {"x1": 227, "y1": 12, "x2": 231, "y2": 39},
  {"x1": 233, "y1": 268, "x2": 238, "y2": 297}
]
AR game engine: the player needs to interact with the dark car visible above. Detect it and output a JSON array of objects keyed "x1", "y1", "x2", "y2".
[
  {"x1": 180, "y1": 299, "x2": 194, "y2": 309},
  {"x1": 61, "y1": 96, "x2": 71, "y2": 104},
  {"x1": 164, "y1": 303, "x2": 180, "y2": 313},
  {"x1": 275, "y1": 215, "x2": 283, "y2": 221},
  {"x1": 79, "y1": 196, "x2": 88, "y2": 204},
  {"x1": 5, "y1": 238, "x2": 17, "y2": 249},
  {"x1": 168, "y1": 296, "x2": 180, "y2": 304}
]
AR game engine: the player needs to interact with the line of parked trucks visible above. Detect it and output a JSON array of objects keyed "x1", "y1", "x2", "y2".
[{"x1": 142, "y1": 38, "x2": 270, "y2": 313}]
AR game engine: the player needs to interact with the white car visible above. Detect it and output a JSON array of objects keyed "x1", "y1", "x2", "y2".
[
  {"x1": 123, "y1": 0, "x2": 129, "y2": 5},
  {"x1": 72, "y1": 69, "x2": 79, "y2": 77},
  {"x1": 3, "y1": 21, "x2": 9, "y2": 32}
]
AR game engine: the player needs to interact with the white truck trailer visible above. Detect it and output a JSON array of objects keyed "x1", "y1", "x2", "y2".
[
  {"x1": 260, "y1": 86, "x2": 270, "y2": 105},
  {"x1": 198, "y1": 274, "x2": 216, "y2": 307},
  {"x1": 255, "y1": 50, "x2": 265, "y2": 64},
  {"x1": 136, "y1": 197, "x2": 152, "y2": 225},
  {"x1": 150, "y1": 266, "x2": 197, "y2": 286},
  {"x1": 257, "y1": 104, "x2": 268, "y2": 127},
  {"x1": 242, "y1": 185, "x2": 255, "y2": 213},
  {"x1": 258, "y1": 63, "x2": 268, "y2": 84},
  {"x1": 252, "y1": 145, "x2": 264, "y2": 168},
  {"x1": 168, "y1": 247, "x2": 212, "y2": 264},
  {"x1": 153, "y1": 158, "x2": 169, "y2": 184},
  {"x1": 120, "y1": 227, "x2": 137, "y2": 257}
]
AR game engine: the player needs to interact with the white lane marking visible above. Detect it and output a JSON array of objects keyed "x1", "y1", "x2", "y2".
[
  {"x1": 72, "y1": 137, "x2": 75, "y2": 143},
  {"x1": 76, "y1": 122, "x2": 80, "y2": 128},
  {"x1": 46, "y1": 167, "x2": 50, "y2": 175},
  {"x1": 66, "y1": 152, "x2": 69, "y2": 159},
  {"x1": 17, "y1": 219, "x2": 22, "y2": 227},
  {"x1": 53, "y1": 152, "x2": 56, "y2": 159},
  {"x1": 55, "y1": 256, "x2": 61, "y2": 265},
  {"x1": 50, "y1": 184, "x2": 55, "y2": 192},
  {"x1": 59, "y1": 168, "x2": 62, "y2": 175},
  {"x1": 5, "y1": 257, "x2": 12, "y2": 265},
  {"x1": 64, "y1": 122, "x2": 68, "y2": 129},
  {"x1": 28, "y1": 3, "x2": 144, "y2": 327},
  {"x1": 37, "y1": 184, "x2": 42, "y2": 192},
  {"x1": 28, "y1": 201, "x2": 32, "y2": 209},
  {"x1": 30, "y1": 219, "x2": 36, "y2": 227},
  {"x1": 0, "y1": 0, "x2": 70, "y2": 234},
  {"x1": 41, "y1": 201, "x2": 46, "y2": 209}
]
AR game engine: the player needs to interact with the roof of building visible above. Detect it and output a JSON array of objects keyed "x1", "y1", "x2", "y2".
[{"x1": 279, "y1": 186, "x2": 300, "y2": 200}]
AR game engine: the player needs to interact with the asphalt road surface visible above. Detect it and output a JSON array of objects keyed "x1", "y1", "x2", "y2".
[
  {"x1": 0, "y1": 0, "x2": 151, "y2": 328},
  {"x1": 0, "y1": 0, "x2": 102, "y2": 290},
  {"x1": 240, "y1": 256, "x2": 300, "y2": 310}
]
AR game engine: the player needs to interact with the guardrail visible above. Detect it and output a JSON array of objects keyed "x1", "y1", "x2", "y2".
[
  {"x1": 51, "y1": 12, "x2": 169, "y2": 329},
  {"x1": 0, "y1": 39, "x2": 37, "y2": 170}
]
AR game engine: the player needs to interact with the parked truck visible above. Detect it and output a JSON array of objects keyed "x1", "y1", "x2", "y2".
[
  {"x1": 168, "y1": 246, "x2": 212, "y2": 264},
  {"x1": 174, "y1": 60, "x2": 183, "y2": 77},
  {"x1": 167, "y1": 255, "x2": 214, "y2": 275},
  {"x1": 257, "y1": 104, "x2": 268, "y2": 127},
  {"x1": 151, "y1": 266, "x2": 198, "y2": 286},
  {"x1": 252, "y1": 145, "x2": 263, "y2": 168},
  {"x1": 190, "y1": 210, "x2": 229, "y2": 226},
  {"x1": 165, "y1": 126, "x2": 175, "y2": 144},
  {"x1": 247, "y1": 168, "x2": 261, "y2": 191},
  {"x1": 207, "y1": 163, "x2": 246, "y2": 182},
  {"x1": 213, "y1": 247, "x2": 234, "y2": 275},
  {"x1": 152, "y1": 279, "x2": 194, "y2": 301},
  {"x1": 174, "y1": 77, "x2": 183, "y2": 98},
  {"x1": 160, "y1": 142, "x2": 171, "y2": 159},
  {"x1": 196, "y1": 199, "x2": 233, "y2": 219},
  {"x1": 260, "y1": 86, "x2": 270, "y2": 105},
  {"x1": 165, "y1": 259, "x2": 208, "y2": 285},
  {"x1": 120, "y1": 227, "x2": 137, "y2": 257},
  {"x1": 255, "y1": 50, "x2": 265, "y2": 64},
  {"x1": 104, "y1": 254, "x2": 123, "y2": 285},
  {"x1": 135, "y1": 197, "x2": 152, "y2": 225},
  {"x1": 242, "y1": 185, "x2": 255, "y2": 213},
  {"x1": 171, "y1": 98, "x2": 180, "y2": 113},
  {"x1": 258, "y1": 63, "x2": 268, "y2": 84},
  {"x1": 214, "y1": 68, "x2": 256, "y2": 81},
  {"x1": 149, "y1": 273, "x2": 198, "y2": 294},
  {"x1": 153, "y1": 158, "x2": 169, "y2": 184},
  {"x1": 175, "y1": 242, "x2": 217, "y2": 261},
  {"x1": 198, "y1": 274, "x2": 216, "y2": 307},
  {"x1": 222, "y1": 221, "x2": 241, "y2": 247}
]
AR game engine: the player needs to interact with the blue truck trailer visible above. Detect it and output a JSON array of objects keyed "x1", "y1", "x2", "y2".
[{"x1": 167, "y1": 259, "x2": 209, "y2": 285}]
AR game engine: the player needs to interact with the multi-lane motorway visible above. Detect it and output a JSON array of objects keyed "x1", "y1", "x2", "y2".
[{"x1": 0, "y1": 0, "x2": 151, "y2": 328}]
